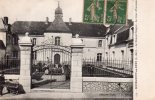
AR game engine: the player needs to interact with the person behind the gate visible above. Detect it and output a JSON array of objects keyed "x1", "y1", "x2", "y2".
[{"x1": 0, "y1": 71, "x2": 5, "y2": 96}]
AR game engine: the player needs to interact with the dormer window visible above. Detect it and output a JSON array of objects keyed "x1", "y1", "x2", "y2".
[
  {"x1": 129, "y1": 26, "x2": 134, "y2": 40},
  {"x1": 98, "y1": 40, "x2": 102, "y2": 47},
  {"x1": 113, "y1": 35, "x2": 115, "y2": 44},
  {"x1": 55, "y1": 37, "x2": 60, "y2": 45}
]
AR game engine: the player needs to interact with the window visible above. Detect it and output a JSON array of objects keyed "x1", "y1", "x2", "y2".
[
  {"x1": 13, "y1": 51, "x2": 18, "y2": 58},
  {"x1": 121, "y1": 50, "x2": 124, "y2": 60},
  {"x1": 129, "y1": 26, "x2": 134, "y2": 39},
  {"x1": 97, "y1": 53, "x2": 102, "y2": 61},
  {"x1": 13, "y1": 37, "x2": 18, "y2": 45},
  {"x1": 98, "y1": 40, "x2": 102, "y2": 47},
  {"x1": 55, "y1": 37, "x2": 60, "y2": 45},
  {"x1": 106, "y1": 37, "x2": 108, "y2": 46},
  {"x1": 112, "y1": 51, "x2": 115, "y2": 59},
  {"x1": 130, "y1": 49, "x2": 133, "y2": 63},
  {"x1": 32, "y1": 38, "x2": 36, "y2": 45},
  {"x1": 106, "y1": 52, "x2": 108, "y2": 59},
  {"x1": 113, "y1": 34, "x2": 116, "y2": 44},
  {"x1": 33, "y1": 51, "x2": 37, "y2": 60}
]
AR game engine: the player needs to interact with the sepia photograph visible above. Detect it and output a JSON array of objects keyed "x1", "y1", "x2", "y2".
[{"x1": 0, "y1": 0, "x2": 135, "y2": 99}]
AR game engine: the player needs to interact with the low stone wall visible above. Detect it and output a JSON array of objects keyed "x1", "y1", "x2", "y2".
[
  {"x1": 42, "y1": 75, "x2": 66, "y2": 81},
  {"x1": 4, "y1": 75, "x2": 19, "y2": 80},
  {"x1": 4, "y1": 75, "x2": 19, "y2": 83},
  {"x1": 82, "y1": 77, "x2": 133, "y2": 97}
]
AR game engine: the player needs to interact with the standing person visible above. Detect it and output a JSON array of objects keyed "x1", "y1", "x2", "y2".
[{"x1": 0, "y1": 72, "x2": 5, "y2": 96}]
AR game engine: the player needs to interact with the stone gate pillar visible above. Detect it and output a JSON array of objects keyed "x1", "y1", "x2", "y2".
[
  {"x1": 71, "y1": 34, "x2": 84, "y2": 92},
  {"x1": 19, "y1": 32, "x2": 32, "y2": 92}
]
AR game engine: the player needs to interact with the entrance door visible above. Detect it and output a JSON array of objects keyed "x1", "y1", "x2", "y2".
[{"x1": 54, "y1": 54, "x2": 60, "y2": 64}]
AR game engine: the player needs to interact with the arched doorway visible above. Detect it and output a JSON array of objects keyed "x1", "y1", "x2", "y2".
[{"x1": 54, "y1": 54, "x2": 60, "y2": 64}]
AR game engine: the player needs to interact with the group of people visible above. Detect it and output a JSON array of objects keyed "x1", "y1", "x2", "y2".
[{"x1": 0, "y1": 72, "x2": 5, "y2": 96}]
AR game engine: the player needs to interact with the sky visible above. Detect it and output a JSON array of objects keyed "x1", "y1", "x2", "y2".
[{"x1": 0, "y1": 0, "x2": 135, "y2": 24}]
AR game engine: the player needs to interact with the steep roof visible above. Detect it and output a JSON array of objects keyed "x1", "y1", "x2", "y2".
[
  {"x1": 116, "y1": 29, "x2": 129, "y2": 44},
  {"x1": 108, "y1": 20, "x2": 134, "y2": 45},
  {"x1": 107, "y1": 19, "x2": 133, "y2": 35},
  {"x1": 47, "y1": 20, "x2": 71, "y2": 33},
  {"x1": 66, "y1": 22, "x2": 106, "y2": 37},
  {"x1": 0, "y1": 40, "x2": 5, "y2": 49},
  {"x1": 11, "y1": 21, "x2": 107, "y2": 37},
  {"x1": 108, "y1": 25, "x2": 123, "y2": 35},
  {"x1": 11, "y1": 21, "x2": 49, "y2": 35}
]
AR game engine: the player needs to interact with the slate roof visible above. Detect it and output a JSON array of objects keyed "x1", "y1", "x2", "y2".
[
  {"x1": 47, "y1": 19, "x2": 71, "y2": 33},
  {"x1": 107, "y1": 19, "x2": 133, "y2": 35},
  {"x1": 107, "y1": 20, "x2": 133, "y2": 45},
  {"x1": 66, "y1": 22, "x2": 106, "y2": 37},
  {"x1": 11, "y1": 21, "x2": 49, "y2": 35},
  {"x1": 0, "y1": 40, "x2": 5, "y2": 49},
  {"x1": 11, "y1": 21, "x2": 107, "y2": 37},
  {"x1": 107, "y1": 25, "x2": 123, "y2": 35},
  {"x1": 116, "y1": 29, "x2": 129, "y2": 44}
]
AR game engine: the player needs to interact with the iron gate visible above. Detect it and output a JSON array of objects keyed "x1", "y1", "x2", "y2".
[{"x1": 31, "y1": 43, "x2": 71, "y2": 89}]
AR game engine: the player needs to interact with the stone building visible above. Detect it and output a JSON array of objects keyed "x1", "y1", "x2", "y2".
[
  {"x1": 11, "y1": 4, "x2": 107, "y2": 64},
  {"x1": 105, "y1": 20, "x2": 134, "y2": 61},
  {"x1": 0, "y1": 17, "x2": 20, "y2": 60},
  {"x1": 0, "y1": 18, "x2": 6, "y2": 60},
  {"x1": 11, "y1": 4, "x2": 134, "y2": 64}
]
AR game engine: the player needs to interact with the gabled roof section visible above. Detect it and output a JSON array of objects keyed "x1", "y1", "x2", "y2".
[
  {"x1": 11, "y1": 21, "x2": 49, "y2": 35},
  {"x1": 46, "y1": 20, "x2": 71, "y2": 33},
  {"x1": 107, "y1": 24, "x2": 123, "y2": 35},
  {"x1": 107, "y1": 19, "x2": 134, "y2": 35},
  {"x1": 108, "y1": 20, "x2": 134, "y2": 45}
]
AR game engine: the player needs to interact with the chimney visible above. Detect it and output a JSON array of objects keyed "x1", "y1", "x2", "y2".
[
  {"x1": 3, "y1": 17, "x2": 8, "y2": 25},
  {"x1": 45, "y1": 17, "x2": 49, "y2": 24},
  {"x1": 69, "y1": 18, "x2": 72, "y2": 25}
]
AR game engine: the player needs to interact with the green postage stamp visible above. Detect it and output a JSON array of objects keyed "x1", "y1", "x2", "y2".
[
  {"x1": 106, "y1": 0, "x2": 127, "y2": 24},
  {"x1": 83, "y1": 0, "x2": 127, "y2": 24},
  {"x1": 83, "y1": 0, "x2": 104, "y2": 24}
]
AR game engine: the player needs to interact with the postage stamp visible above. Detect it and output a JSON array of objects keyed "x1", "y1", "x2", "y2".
[
  {"x1": 105, "y1": 0, "x2": 128, "y2": 24},
  {"x1": 83, "y1": 0, "x2": 104, "y2": 23}
]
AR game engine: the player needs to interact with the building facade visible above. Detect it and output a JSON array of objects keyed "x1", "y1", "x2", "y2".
[
  {"x1": 0, "y1": 17, "x2": 20, "y2": 60},
  {"x1": 11, "y1": 5, "x2": 107, "y2": 64},
  {"x1": 105, "y1": 20, "x2": 134, "y2": 61},
  {"x1": 11, "y1": 5, "x2": 133, "y2": 64}
]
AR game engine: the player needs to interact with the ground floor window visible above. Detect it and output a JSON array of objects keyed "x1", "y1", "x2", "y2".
[
  {"x1": 12, "y1": 51, "x2": 18, "y2": 58},
  {"x1": 97, "y1": 53, "x2": 102, "y2": 61}
]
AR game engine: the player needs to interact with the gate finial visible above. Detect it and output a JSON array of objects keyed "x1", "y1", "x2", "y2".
[
  {"x1": 19, "y1": 32, "x2": 32, "y2": 44},
  {"x1": 75, "y1": 34, "x2": 79, "y2": 38},
  {"x1": 25, "y1": 32, "x2": 29, "y2": 36}
]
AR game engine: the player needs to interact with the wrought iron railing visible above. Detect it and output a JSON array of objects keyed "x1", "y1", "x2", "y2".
[
  {"x1": 82, "y1": 58, "x2": 133, "y2": 78},
  {"x1": 0, "y1": 57, "x2": 20, "y2": 74}
]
